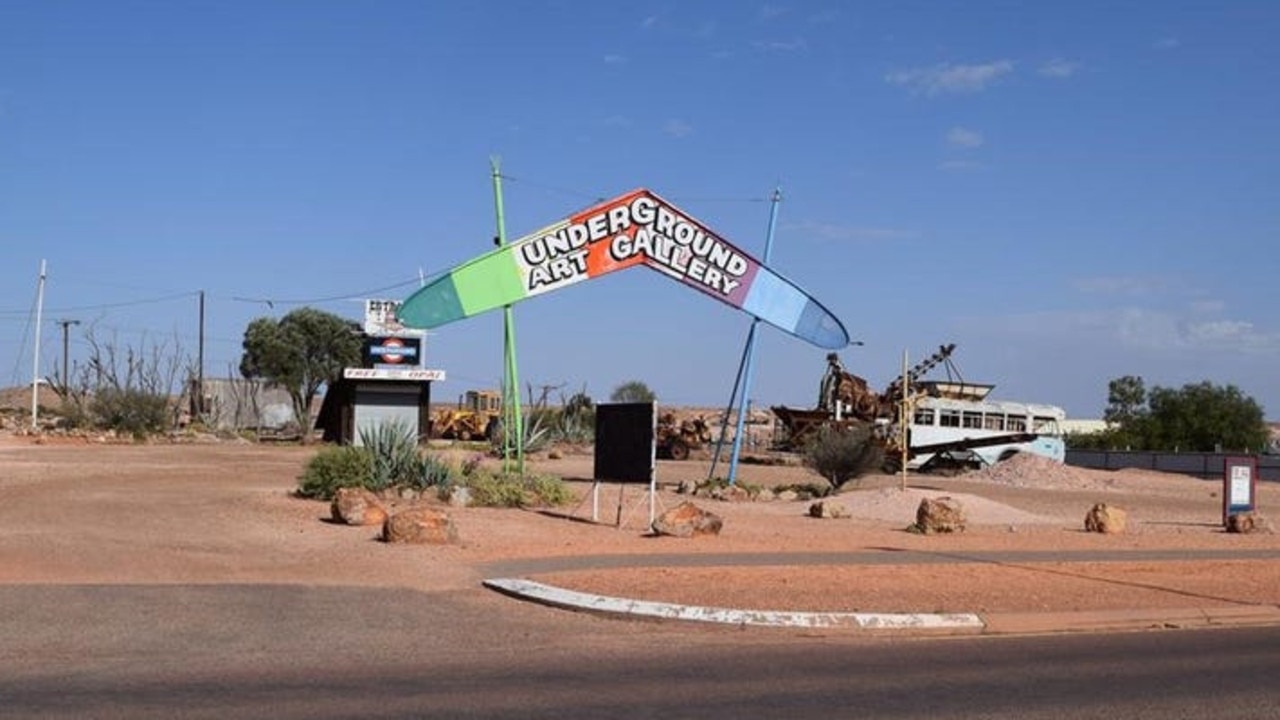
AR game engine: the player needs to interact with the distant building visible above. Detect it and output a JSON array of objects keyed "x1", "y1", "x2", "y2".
[
  {"x1": 1060, "y1": 418, "x2": 1109, "y2": 436},
  {"x1": 194, "y1": 377, "x2": 295, "y2": 431}
]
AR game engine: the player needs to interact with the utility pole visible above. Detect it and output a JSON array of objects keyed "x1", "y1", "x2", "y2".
[
  {"x1": 197, "y1": 290, "x2": 205, "y2": 417},
  {"x1": 57, "y1": 319, "x2": 80, "y2": 395},
  {"x1": 30, "y1": 260, "x2": 47, "y2": 429}
]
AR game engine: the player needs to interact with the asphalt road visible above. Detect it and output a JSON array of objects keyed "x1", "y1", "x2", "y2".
[{"x1": 3, "y1": 584, "x2": 1278, "y2": 719}]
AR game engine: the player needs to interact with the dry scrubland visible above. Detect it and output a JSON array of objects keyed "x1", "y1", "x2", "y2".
[{"x1": 1, "y1": 428, "x2": 1278, "y2": 618}]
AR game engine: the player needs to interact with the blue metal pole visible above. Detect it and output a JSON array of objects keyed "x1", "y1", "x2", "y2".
[{"x1": 727, "y1": 188, "x2": 782, "y2": 484}]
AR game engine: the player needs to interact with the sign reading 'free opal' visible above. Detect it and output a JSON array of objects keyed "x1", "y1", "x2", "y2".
[{"x1": 396, "y1": 188, "x2": 850, "y2": 350}]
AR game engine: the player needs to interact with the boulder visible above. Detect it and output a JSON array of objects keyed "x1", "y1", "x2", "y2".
[
  {"x1": 808, "y1": 500, "x2": 850, "y2": 519},
  {"x1": 1084, "y1": 503, "x2": 1127, "y2": 534},
  {"x1": 1226, "y1": 512, "x2": 1270, "y2": 534},
  {"x1": 913, "y1": 497, "x2": 966, "y2": 534},
  {"x1": 382, "y1": 507, "x2": 458, "y2": 545},
  {"x1": 710, "y1": 485, "x2": 752, "y2": 503},
  {"x1": 775, "y1": 489, "x2": 799, "y2": 502},
  {"x1": 652, "y1": 501, "x2": 723, "y2": 538},
  {"x1": 447, "y1": 486, "x2": 472, "y2": 508},
  {"x1": 330, "y1": 487, "x2": 388, "y2": 526}
]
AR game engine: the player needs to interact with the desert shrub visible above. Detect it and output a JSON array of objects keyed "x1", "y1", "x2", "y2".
[
  {"x1": 360, "y1": 420, "x2": 420, "y2": 491},
  {"x1": 461, "y1": 470, "x2": 574, "y2": 508},
  {"x1": 91, "y1": 388, "x2": 170, "y2": 438},
  {"x1": 524, "y1": 473, "x2": 574, "y2": 506},
  {"x1": 773, "y1": 482, "x2": 831, "y2": 500},
  {"x1": 489, "y1": 409, "x2": 554, "y2": 454},
  {"x1": 695, "y1": 477, "x2": 765, "y2": 499},
  {"x1": 298, "y1": 445, "x2": 373, "y2": 500},
  {"x1": 802, "y1": 423, "x2": 884, "y2": 492},
  {"x1": 406, "y1": 452, "x2": 456, "y2": 493},
  {"x1": 553, "y1": 390, "x2": 595, "y2": 443},
  {"x1": 462, "y1": 472, "x2": 529, "y2": 507}
]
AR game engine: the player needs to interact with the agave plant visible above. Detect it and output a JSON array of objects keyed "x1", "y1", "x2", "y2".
[{"x1": 359, "y1": 419, "x2": 420, "y2": 491}]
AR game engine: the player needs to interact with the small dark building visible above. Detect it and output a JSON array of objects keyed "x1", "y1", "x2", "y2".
[{"x1": 313, "y1": 300, "x2": 445, "y2": 445}]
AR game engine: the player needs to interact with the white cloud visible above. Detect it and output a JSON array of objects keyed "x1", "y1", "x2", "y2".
[
  {"x1": 1154, "y1": 36, "x2": 1180, "y2": 50},
  {"x1": 1072, "y1": 275, "x2": 1168, "y2": 296},
  {"x1": 641, "y1": 15, "x2": 659, "y2": 29},
  {"x1": 947, "y1": 126, "x2": 984, "y2": 148},
  {"x1": 1039, "y1": 58, "x2": 1079, "y2": 78},
  {"x1": 969, "y1": 305, "x2": 1280, "y2": 355},
  {"x1": 754, "y1": 37, "x2": 808, "y2": 52},
  {"x1": 885, "y1": 60, "x2": 1014, "y2": 95},
  {"x1": 938, "y1": 159, "x2": 982, "y2": 172},
  {"x1": 758, "y1": 4, "x2": 788, "y2": 21},
  {"x1": 1187, "y1": 320, "x2": 1258, "y2": 343},
  {"x1": 603, "y1": 54, "x2": 626, "y2": 64},
  {"x1": 663, "y1": 119, "x2": 694, "y2": 138}
]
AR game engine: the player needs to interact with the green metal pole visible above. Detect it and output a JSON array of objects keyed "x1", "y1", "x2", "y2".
[{"x1": 491, "y1": 157, "x2": 524, "y2": 475}]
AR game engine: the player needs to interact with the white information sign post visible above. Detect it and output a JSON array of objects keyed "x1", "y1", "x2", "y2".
[{"x1": 1223, "y1": 456, "x2": 1258, "y2": 525}]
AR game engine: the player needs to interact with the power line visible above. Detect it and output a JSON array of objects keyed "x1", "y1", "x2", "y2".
[
  {"x1": 228, "y1": 276, "x2": 429, "y2": 308},
  {"x1": 0, "y1": 291, "x2": 198, "y2": 318}
]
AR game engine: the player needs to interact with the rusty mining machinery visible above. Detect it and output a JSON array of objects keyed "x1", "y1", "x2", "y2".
[
  {"x1": 771, "y1": 343, "x2": 959, "y2": 451},
  {"x1": 771, "y1": 343, "x2": 1041, "y2": 471}
]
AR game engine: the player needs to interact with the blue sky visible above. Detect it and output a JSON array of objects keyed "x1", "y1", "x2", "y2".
[{"x1": 1, "y1": 1, "x2": 1277, "y2": 418}]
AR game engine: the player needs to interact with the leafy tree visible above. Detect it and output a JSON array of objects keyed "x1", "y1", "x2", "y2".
[
  {"x1": 1104, "y1": 375, "x2": 1147, "y2": 426},
  {"x1": 610, "y1": 380, "x2": 656, "y2": 404},
  {"x1": 240, "y1": 307, "x2": 362, "y2": 430},
  {"x1": 1093, "y1": 375, "x2": 1268, "y2": 452},
  {"x1": 1103, "y1": 375, "x2": 1148, "y2": 449},
  {"x1": 1143, "y1": 381, "x2": 1268, "y2": 452}
]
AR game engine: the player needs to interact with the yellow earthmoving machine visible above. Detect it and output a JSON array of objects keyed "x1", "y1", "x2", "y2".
[{"x1": 432, "y1": 390, "x2": 502, "y2": 441}]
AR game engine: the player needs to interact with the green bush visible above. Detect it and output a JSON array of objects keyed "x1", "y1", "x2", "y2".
[
  {"x1": 803, "y1": 423, "x2": 884, "y2": 492},
  {"x1": 91, "y1": 388, "x2": 171, "y2": 438},
  {"x1": 298, "y1": 446, "x2": 373, "y2": 500},
  {"x1": 463, "y1": 472, "x2": 529, "y2": 507},
  {"x1": 461, "y1": 471, "x2": 574, "y2": 508},
  {"x1": 524, "y1": 473, "x2": 574, "y2": 506}
]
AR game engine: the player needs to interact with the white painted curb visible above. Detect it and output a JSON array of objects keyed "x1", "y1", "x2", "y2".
[{"x1": 484, "y1": 578, "x2": 985, "y2": 631}]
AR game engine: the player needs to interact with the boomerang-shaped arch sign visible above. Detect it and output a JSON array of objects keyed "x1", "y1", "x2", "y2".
[{"x1": 397, "y1": 189, "x2": 850, "y2": 349}]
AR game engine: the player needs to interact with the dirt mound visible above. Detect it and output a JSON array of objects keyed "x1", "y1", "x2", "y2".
[
  {"x1": 0, "y1": 384, "x2": 63, "y2": 412},
  {"x1": 962, "y1": 451, "x2": 1116, "y2": 492},
  {"x1": 843, "y1": 486, "x2": 1060, "y2": 526}
]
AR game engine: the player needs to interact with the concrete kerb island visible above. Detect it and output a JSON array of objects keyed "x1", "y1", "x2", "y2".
[
  {"x1": 484, "y1": 578, "x2": 985, "y2": 632},
  {"x1": 482, "y1": 578, "x2": 1280, "y2": 636}
]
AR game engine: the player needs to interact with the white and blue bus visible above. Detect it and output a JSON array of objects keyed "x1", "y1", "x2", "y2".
[{"x1": 905, "y1": 395, "x2": 1067, "y2": 469}]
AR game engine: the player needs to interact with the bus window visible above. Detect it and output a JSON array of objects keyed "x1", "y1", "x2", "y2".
[
  {"x1": 983, "y1": 414, "x2": 1005, "y2": 431},
  {"x1": 1007, "y1": 416, "x2": 1027, "y2": 432},
  {"x1": 1033, "y1": 416, "x2": 1060, "y2": 434},
  {"x1": 962, "y1": 411, "x2": 982, "y2": 429},
  {"x1": 913, "y1": 408, "x2": 935, "y2": 426},
  {"x1": 940, "y1": 410, "x2": 961, "y2": 427}
]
